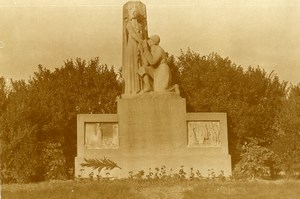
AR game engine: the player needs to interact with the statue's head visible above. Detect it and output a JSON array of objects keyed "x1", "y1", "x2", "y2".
[
  {"x1": 129, "y1": 7, "x2": 139, "y2": 20},
  {"x1": 148, "y1": 35, "x2": 160, "y2": 46}
]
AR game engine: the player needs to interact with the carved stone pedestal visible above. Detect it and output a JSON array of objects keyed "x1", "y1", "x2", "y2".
[{"x1": 75, "y1": 93, "x2": 231, "y2": 178}]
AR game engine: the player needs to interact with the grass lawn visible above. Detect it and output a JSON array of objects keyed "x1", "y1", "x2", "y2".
[{"x1": 1, "y1": 179, "x2": 300, "y2": 199}]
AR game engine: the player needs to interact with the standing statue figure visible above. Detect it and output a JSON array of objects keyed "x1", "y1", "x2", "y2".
[
  {"x1": 123, "y1": 3, "x2": 148, "y2": 94},
  {"x1": 139, "y1": 35, "x2": 179, "y2": 94}
]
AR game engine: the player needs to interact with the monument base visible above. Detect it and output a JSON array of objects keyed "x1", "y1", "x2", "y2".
[
  {"x1": 75, "y1": 154, "x2": 231, "y2": 178},
  {"x1": 75, "y1": 93, "x2": 232, "y2": 178}
]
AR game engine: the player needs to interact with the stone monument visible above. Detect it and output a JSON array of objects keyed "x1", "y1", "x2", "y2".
[
  {"x1": 75, "y1": 1, "x2": 231, "y2": 178},
  {"x1": 122, "y1": 1, "x2": 148, "y2": 94}
]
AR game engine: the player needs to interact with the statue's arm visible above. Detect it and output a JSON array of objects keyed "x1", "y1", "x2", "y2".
[
  {"x1": 126, "y1": 23, "x2": 142, "y2": 43},
  {"x1": 143, "y1": 47, "x2": 163, "y2": 67}
]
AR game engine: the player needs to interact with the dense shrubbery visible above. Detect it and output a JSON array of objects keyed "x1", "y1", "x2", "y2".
[
  {"x1": 169, "y1": 50, "x2": 300, "y2": 179},
  {"x1": 41, "y1": 142, "x2": 68, "y2": 180},
  {"x1": 1, "y1": 51, "x2": 299, "y2": 183},
  {"x1": 0, "y1": 80, "x2": 40, "y2": 183},
  {"x1": 0, "y1": 58, "x2": 121, "y2": 183},
  {"x1": 167, "y1": 50, "x2": 290, "y2": 179},
  {"x1": 233, "y1": 139, "x2": 277, "y2": 179},
  {"x1": 171, "y1": 50, "x2": 287, "y2": 168},
  {"x1": 271, "y1": 85, "x2": 300, "y2": 177}
]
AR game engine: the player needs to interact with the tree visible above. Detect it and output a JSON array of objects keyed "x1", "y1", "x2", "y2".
[
  {"x1": 176, "y1": 50, "x2": 286, "y2": 167},
  {"x1": 27, "y1": 58, "x2": 121, "y2": 179},
  {"x1": 166, "y1": 53, "x2": 180, "y2": 86},
  {"x1": 0, "y1": 58, "x2": 121, "y2": 183},
  {"x1": 0, "y1": 77, "x2": 7, "y2": 113},
  {"x1": 271, "y1": 84, "x2": 300, "y2": 177},
  {"x1": 0, "y1": 80, "x2": 39, "y2": 183},
  {"x1": 0, "y1": 50, "x2": 292, "y2": 182}
]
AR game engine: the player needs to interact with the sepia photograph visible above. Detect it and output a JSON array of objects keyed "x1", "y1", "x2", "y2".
[{"x1": 1, "y1": 0, "x2": 300, "y2": 198}]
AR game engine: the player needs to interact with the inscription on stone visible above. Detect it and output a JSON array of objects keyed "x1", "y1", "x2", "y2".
[
  {"x1": 187, "y1": 121, "x2": 221, "y2": 147},
  {"x1": 85, "y1": 123, "x2": 119, "y2": 149}
]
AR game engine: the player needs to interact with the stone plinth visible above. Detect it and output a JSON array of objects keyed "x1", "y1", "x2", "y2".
[
  {"x1": 75, "y1": 93, "x2": 231, "y2": 178},
  {"x1": 118, "y1": 93, "x2": 186, "y2": 156}
]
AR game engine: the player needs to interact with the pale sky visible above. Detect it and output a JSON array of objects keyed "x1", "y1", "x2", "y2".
[{"x1": 0, "y1": 0, "x2": 299, "y2": 84}]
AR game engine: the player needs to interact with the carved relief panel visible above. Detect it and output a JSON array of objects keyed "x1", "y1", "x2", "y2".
[
  {"x1": 84, "y1": 123, "x2": 119, "y2": 149},
  {"x1": 187, "y1": 121, "x2": 221, "y2": 147}
]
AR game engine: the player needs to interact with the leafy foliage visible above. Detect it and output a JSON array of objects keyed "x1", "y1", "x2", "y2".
[
  {"x1": 166, "y1": 53, "x2": 180, "y2": 86},
  {"x1": 0, "y1": 80, "x2": 39, "y2": 183},
  {"x1": 176, "y1": 50, "x2": 286, "y2": 165},
  {"x1": 0, "y1": 58, "x2": 121, "y2": 183},
  {"x1": 26, "y1": 58, "x2": 121, "y2": 171},
  {"x1": 0, "y1": 50, "x2": 297, "y2": 183},
  {"x1": 41, "y1": 142, "x2": 68, "y2": 180},
  {"x1": 80, "y1": 157, "x2": 121, "y2": 173},
  {"x1": 233, "y1": 140, "x2": 277, "y2": 179},
  {"x1": 271, "y1": 84, "x2": 300, "y2": 177},
  {"x1": 0, "y1": 77, "x2": 7, "y2": 113}
]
